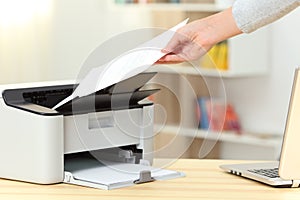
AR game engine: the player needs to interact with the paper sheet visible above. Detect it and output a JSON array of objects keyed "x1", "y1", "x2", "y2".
[{"x1": 53, "y1": 19, "x2": 188, "y2": 110}]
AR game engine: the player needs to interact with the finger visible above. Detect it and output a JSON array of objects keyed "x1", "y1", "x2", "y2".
[
  {"x1": 162, "y1": 31, "x2": 184, "y2": 53},
  {"x1": 155, "y1": 60, "x2": 183, "y2": 65},
  {"x1": 157, "y1": 53, "x2": 186, "y2": 63}
]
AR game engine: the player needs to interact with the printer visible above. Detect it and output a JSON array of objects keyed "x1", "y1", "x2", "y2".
[{"x1": 0, "y1": 72, "x2": 184, "y2": 190}]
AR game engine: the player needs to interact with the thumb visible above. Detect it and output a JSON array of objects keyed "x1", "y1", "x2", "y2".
[{"x1": 162, "y1": 32, "x2": 182, "y2": 54}]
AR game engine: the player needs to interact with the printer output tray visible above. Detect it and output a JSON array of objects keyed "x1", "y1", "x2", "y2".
[{"x1": 64, "y1": 157, "x2": 185, "y2": 190}]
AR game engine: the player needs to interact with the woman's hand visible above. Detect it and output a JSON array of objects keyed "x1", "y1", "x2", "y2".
[{"x1": 157, "y1": 8, "x2": 242, "y2": 64}]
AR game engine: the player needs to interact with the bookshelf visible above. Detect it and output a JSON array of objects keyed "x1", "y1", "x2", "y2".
[{"x1": 114, "y1": 1, "x2": 272, "y2": 159}]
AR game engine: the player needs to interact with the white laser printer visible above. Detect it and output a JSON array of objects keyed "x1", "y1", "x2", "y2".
[{"x1": 0, "y1": 72, "x2": 184, "y2": 190}]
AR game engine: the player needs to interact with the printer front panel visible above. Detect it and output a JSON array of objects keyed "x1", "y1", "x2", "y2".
[
  {"x1": 64, "y1": 108, "x2": 144, "y2": 154},
  {"x1": 0, "y1": 99, "x2": 64, "y2": 184}
]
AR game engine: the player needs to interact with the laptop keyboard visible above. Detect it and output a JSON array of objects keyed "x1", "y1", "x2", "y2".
[{"x1": 248, "y1": 168, "x2": 279, "y2": 178}]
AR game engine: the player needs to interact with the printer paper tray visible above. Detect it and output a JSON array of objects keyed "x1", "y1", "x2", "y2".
[{"x1": 64, "y1": 157, "x2": 185, "y2": 190}]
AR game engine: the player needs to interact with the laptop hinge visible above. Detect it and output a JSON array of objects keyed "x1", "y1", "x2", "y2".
[{"x1": 291, "y1": 180, "x2": 300, "y2": 187}]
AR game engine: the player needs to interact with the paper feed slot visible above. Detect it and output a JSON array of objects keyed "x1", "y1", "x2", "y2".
[
  {"x1": 2, "y1": 72, "x2": 159, "y2": 116},
  {"x1": 64, "y1": 156, "x2": 185, "y2": 190}
]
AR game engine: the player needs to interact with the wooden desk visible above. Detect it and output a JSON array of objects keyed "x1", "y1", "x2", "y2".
[{"x1": 1, "y1": 159, "x2": 300, "y2": 200}]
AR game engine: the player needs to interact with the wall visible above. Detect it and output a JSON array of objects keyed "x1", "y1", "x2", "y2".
[
  {"x1": 0, "y1": 0, "x2": 151, "y2": 84},
  {"x1": 224, "y1": 8, "x2": 300, "y2": 135}
]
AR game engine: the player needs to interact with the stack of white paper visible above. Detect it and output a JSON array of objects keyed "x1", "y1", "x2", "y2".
[{"x1": 53, "y1": 19, "x2": 188, "y2": 110}]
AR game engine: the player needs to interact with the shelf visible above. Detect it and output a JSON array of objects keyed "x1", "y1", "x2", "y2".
[
  {"x1": 156, "y1": 124, "x2": 282, "y2": 147},
  {"x1": 147, "y1": 64, "x2": 263, "y2": 78},
  {"x1": 113, "y1": 3, "x2": 229, "y2": 12}
]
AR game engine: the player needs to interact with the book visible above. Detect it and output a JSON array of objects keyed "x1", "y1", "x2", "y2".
[
  {"x1": 200, "y1": 40, "x2": 228, "y2": 71},
  {"x1": 197, "y1": 97, "x2": 210, "y2": 130},
  {"x1": 196, "y1": 97, "x2": 241, "y2": 133}
]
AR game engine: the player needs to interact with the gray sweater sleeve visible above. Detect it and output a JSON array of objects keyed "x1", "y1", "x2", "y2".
[{"x1": 232, "y1": 0, "x2": 300, "y2": 33}]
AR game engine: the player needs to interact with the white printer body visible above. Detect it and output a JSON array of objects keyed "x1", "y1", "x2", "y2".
[{"x1": 0, "y1": 73, "x2": 184, "y2": 190}]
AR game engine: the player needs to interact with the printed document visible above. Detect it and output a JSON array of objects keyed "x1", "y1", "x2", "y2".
[{"x1": 53, "y1": 19, "x2": 188, "y2": 109}]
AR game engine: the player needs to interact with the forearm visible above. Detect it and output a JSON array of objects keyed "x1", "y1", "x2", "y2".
[
  {"x1": 198, "y1": 7, "x2": 242, "y2": 47},
  {"x1": 194, "y1": 0, "x2": 300, "y2": 46},
  {"x1": 158, "y1": 0, "x2": 299, "y2": 63},
  {"x1": 233, "y1": 0, "x2": 300, "y2": 33}
]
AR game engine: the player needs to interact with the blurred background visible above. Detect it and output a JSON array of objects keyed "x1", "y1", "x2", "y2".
[{"x1": 1, "y1": 0, "x2": 300, "y2": 160}]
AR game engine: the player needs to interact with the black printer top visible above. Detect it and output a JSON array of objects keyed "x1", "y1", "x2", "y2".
[{"x1": 2, "y1": 72, "x2": 159, "y2": 116}]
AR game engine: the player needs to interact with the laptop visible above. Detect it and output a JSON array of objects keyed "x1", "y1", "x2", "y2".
[{"x1": 220, "y1": 68, "x2": 300, "y2": 188}]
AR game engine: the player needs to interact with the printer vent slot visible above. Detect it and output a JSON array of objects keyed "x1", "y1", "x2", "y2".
[{"x1": 23, "y1": 88, "x2": 74, "y2": 108}]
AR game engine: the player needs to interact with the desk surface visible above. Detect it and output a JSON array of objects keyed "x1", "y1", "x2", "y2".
[{"x1": 1, "y1": 159, "x2": 300, "y2": 200}]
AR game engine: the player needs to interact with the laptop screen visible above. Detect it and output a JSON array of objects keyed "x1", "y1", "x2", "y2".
[{"x1": 279, "y1": 68, "x2": 300, "y2": 179}]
